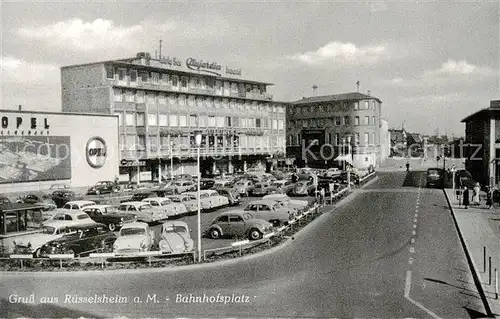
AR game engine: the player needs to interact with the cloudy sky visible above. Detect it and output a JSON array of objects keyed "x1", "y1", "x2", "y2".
[{"x1": 1, "y1": 1, "x2": 498, "y2": 136}]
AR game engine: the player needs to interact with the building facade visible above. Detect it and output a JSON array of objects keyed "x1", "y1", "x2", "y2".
[
  {"x1": 461, "y1": 100, "x2": 500, "y2": 187},
  {"x1": 61, "y1": 52, "x2": 286, "y2": 181},
  {"x1": 0, "y1": 109, "x2": 118, "y2": 192},
  {"x1": 286, "y1": 92, "x2": 383, "y2": 169}
]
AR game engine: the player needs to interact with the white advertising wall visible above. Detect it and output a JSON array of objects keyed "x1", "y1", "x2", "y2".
[{"x1": 0, "y1": 110, "x2": 119, "y2": 192}]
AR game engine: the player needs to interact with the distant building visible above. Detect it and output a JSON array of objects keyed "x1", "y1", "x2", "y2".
[
  {"x1": 389, "y1": 129, "x2": 407, "y2": 156},
  {"x1": 61, "y1": 52, "x2": 287, "y2": 181},
  {"x1": 286, "y1": 92, "x2": 383, "y2": 169},
  {"x1": 380, "y1": 119, "x2": 390, "y2": 163},
  {"x1": 461, "y1": 100, "x2": 500, "y2": 186}
]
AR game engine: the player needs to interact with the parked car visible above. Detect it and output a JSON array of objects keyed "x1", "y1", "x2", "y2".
[
  {"x1": 141, "y1": 197, "x2": 188, "y2": 218},
  {"x1": 323, "y1": 168, "x2": 341, "y2": 179},
  {"x1": 262, "y1": 194, "x2": 308, "y2": 212},
  {"x1": 271, "y1": 180, "x2": 295, "y2": 195},
  {"x1": 214, "y1": 188, "x2": 240, "y2": 206},
  {"x1": 200, "y1": 178, "x2": 216, "y2": 190},
  {"x1": 174, "y1": 174, "x2": 194, "y2": 181},
  {"x1": 158, "y1": 221, "x2": 194, "y2": 254},
  {"x1": 213, "y1": 180, "x2": 234, "y2": 189},
  {"x1": 167, "y1": 194, "x2": 199, "y2": 213},
  {"x1": 39, "y1": 223, "x2": 117, "y2": 257},
  {"x1": 173, "y1": 180, "x2": 197, "y2": 193},
  {"x1": 51, "y1": 190, "x2": 77, "y2": 208},
  {"x1": 49, "y1": 183, "x2": 71, "y2": 191},
  {"x1": 250, "y1": 182, "x2": 275, "y2": 196},
  {"x1": 426, "y1": 168, "x2": 444, "y2": 188},
  {"x1": 243, "y1": 199, "x2": 294, "y2": 226},
  {"x1": 86, "y1": 181, "x2": 117, "y2": 195},
  {"x1": 202, "y1": 190, "x2": 230, "y2": 209},
  {"x1": 290, "y1": 180, "x2": 316, "y2": 196},
  {"x1": 12, "y1": 222, "x2": 74, "y2": 257},
  {"x1": 117, "y1": 201, "x2": 166, "y2": 223},
  {"x1": 62, "y1": 200, "x2": 97, "y2": 210},
  {"x1": 82, "y1": 205, "x2": 136, "y2": 231},
  {"x1": 121, "y1": 182, "x2": 150, "y2": 193},
  {"x1": 125, "y1": 192, "x2": 157, "y2": 202},
  {"x1": 113, "y1": 222, "x2": 155, "y2": 255},
  {"x1": 43, "y1": 210, "x2": 96, "y2": 227},
  {"x1": 0, "y1": 196, "x2": 11, "y2": 204},
  {"x1": 182, "y1": 191, "x2": 212, "y2": 210},
  {"x1": 234, "y1": 180, "x2": 254, "y2": 197},
  {"x1": 18, "y1": 192, "x2": 57, "y2": 211},
  {"x1": 206, "y1": 211, "x2": 274, "y2": 240},
  {"x1": 156, "y1": 184, "x2": 180, "y2": 197}
]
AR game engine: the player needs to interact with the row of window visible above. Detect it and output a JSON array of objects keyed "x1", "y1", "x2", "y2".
[
  {"x1": 289, "y1": 100, "x2": 379, "y2": 115},
  {"x1": 293, "y1": 116, "x2": 377, "y2": 128},
  {"x1": 107, "y1": 66, "x2": 267, "y2": 96},
  {"x1": 120, "y1": 134, "x2": 286, "y2": 150},
  {"x1": 115, "y1": 112, "x2": 285, "y2": 130},
  {"x1": 113, "y1": 89, "x2": 284, "y2": 113},
  {"x1": 289, "y1": 132, "x2": 377, "y2": 146}
]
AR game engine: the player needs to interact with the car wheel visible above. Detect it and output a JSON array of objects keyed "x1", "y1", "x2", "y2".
[
  {"x1": 33, "y1": 248, "x2": 41, "y2": 258},
  {"x1": 209, "y1": 228, "x2": 221, "y2": 239},
  {"x1": 248, "y1": 228, "x2": 263, "y2": 240},
  {"x1": 66, "y1": 248, "x2": 76, "y2": 258},
  {"x1": 108, "y1": 223, "x2": 116, "y2": 232}
]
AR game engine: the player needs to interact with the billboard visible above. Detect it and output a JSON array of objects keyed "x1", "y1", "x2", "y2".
[{"x1": 0, "y1": 136, "x2": 71, "y2": 183}]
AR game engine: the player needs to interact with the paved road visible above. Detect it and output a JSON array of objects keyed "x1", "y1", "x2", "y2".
[{"x1": 0, "y1": 171, "x2": 487, "y2": 318}]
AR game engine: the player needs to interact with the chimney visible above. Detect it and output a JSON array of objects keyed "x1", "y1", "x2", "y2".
[
  {"x1": 367, "y1": 90, "x2": 371, "y2": 96},
  {"x1": 18, "y1": 105, "x2": 22, "y2": 111}
]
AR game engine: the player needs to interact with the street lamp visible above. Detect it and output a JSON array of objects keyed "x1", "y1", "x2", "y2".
[
  {"x1": 195, "y1": 130, "x2": 203, "y2": 262},
  {"x1": 170, "y1": 139, "x2": 174, "y2": 180}
]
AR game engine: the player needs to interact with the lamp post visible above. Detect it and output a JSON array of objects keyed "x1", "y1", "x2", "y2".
[
  {"x1": 195, "y1": 130, "x2": 202, "y2": 262},
  {"x1": 342, "y1": 138, "x2": 346, "y2": 171},
  {"x1": 170, "y1": 139, "x2": 174, "y2": 180}
]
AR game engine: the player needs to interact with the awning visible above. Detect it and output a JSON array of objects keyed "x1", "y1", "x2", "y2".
[{"x1": 334, "y1": 154, "x2": 353, "y2": 165}]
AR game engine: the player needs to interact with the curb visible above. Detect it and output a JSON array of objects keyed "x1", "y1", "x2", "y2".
[{"x1": 443, "y1": 189, "x2": 494, "y2": 317}]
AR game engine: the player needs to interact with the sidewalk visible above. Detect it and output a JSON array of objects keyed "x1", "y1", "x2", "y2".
[{"x1": 444, "y1": 188, "x2": 500, "y2": 317}]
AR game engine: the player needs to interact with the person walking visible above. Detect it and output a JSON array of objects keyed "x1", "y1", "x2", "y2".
[
  {"x1": 486, "y1": 185, "x2": 493, "y2": 209},
  {"x1": 406, "y1": 160, "x2": 410, "y2": 172},
  {"x1": 473, "y1": 182, "x2": 481, "y2": 206},
  {"x1": 463, "y1": 186, "x2": 470, "y2": 209}
]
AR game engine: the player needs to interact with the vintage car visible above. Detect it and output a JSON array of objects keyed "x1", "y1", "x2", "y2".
[
  {"x1": 242, "y1": 199, "x2": 294, "y2": 226},
  {"x1": 201, "y1": 190, "x2": 230, "y2": 209},
  {"x1": 141, "y1": 197, "x2": 188, "y2": 218},
  {"x1": 62, "y1": 200, "x2": 97, "y2": 210},
  {"x1": 156, "y1": 185, "x2": 180, "y2": 197},
  {"x1": 86, "y1": 180, "x2": 117, "y2": 195},
  {"x1": 49, "y1": 183, "x2": 71, "y2": 191},
  {"x1": 200, "y1": 178, "x2": 216, "y2": 190},
  {"x1": 82, "y1": 205, "x2": 136, "y2": 231},
  {"x1": 0, "y1": 196, "x2": 11, "y2": 204},
  {"x1": 206, "y1": 211, "x2": 274, "y2": 240},
  {"x1": 167, "y1": 194, "x2": 199, "y2": 213},
  {"x1": 271, "y1": 180, "x2": 295, "y2": 195},
  {"x1": 181, "y1": 191, "x2": 212, "y2": 210},
  {"x1": 117, "y1": 201, "x2": 166, "y2": 223},
  {"x1": 214, "y1": 188, "x2": 240, "y2": 206},
  {"x1": 174, "y1": 174, "x2": 194, "y2": 181},
  {"x1": 18, "y1": 192, "x2": 57, "y2": 212},
  {"x1": 262, "y1": 194, "x2": 309, "y2": 212},
  {"x1": 323, "y1": 168, "x2": 342, "y2": 179},
  {"x1": 39, "y1": 223, "x2": 117, "y2": 257},
  {"x1": 51, "y1": 190, "x2": 77, "y2": 208},
  {"x1": 233, "y1": 180, "x2": 255, "y2": 197},
  {"x1": 213, "y1": 180, "x2": 234, "y2": 189},
  {"x1": 158, "y1": 221, "x2": 194, "y2": 254},
  {"x1": 113, "y1": 222, "x2": 155, "y2": 255},
  {"x1": 426, "y1": 168, "x2": 444, "y2": 188},
  {"x1": 12, "y1": 221, "x2": 75, "y2": 257},
  {"x1": 125, "y1": 192, "x2": 157, "y2": 202},
  {"x1": 43, "y1": 210, "x2": 96, "y2": 226},
  {"x1": 173, "y1": 180, "x2": 197, "y2": 193},
  {"x1": 290, "y1": 180, "x2": 316, "y2": 196},
  {"x1": 250, "y1": 182, "x2": 276, "y2": 196}
]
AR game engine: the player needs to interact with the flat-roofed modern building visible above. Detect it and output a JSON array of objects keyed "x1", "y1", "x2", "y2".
[
  {"x1": 286, "y1": 92, "x2": 383, "y2": 169},
  {"x1": 61, "y1": 52, "x2": 287, "y2": 181}
]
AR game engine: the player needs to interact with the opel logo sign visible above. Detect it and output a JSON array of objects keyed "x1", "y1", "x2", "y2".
[{"x1": 86, "y1": 137, "x2": 107, "y2": 168}]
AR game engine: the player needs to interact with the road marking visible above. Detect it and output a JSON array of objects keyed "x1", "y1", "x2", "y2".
[
  {"x1": 408, "y1": 257, "x2": 414, "y2": 265},
  {"x1": 414, "y1": 213, "x2": 418, "y2": 217},
  {"x1": 414, "y1": 218, "x2": 417, "y2": 223},
  {"x1": 409, "y1": 247, "x2": 415, "y2": 253},
  {"x1": 411, "y1": 238, "x2": 415, "y2": 244},
  {"x1": 412, "y1": 230, "x2": 416, "y2": 235},
  {"x1": 404, "y1": 270, "x2": 442, "y2": 319},
  {"x1": 413, "y1": 224, "x2": 417, "y2": 229}
]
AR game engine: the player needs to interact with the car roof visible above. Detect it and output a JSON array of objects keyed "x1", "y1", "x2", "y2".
[
  {"x1": 82, "y1": 205, "x2": 113, "y2": 210},
  {"x1": 42, "y1": 220, "x2": 81, "y2": 227},
  {"x1": 162, "y1": 220, "x2": 189, "y2": 228},
  {"x1": 120, "y1": 201, "x2": 150, "y2": 205},
  {"x1": 53, "y1": 210, "x2": 90, "y2": 216},
  {"x1": 142, "y1": 197, "x2": 170, "y2": 201},
  {"x1": 67, "y1": 223, "x2": 107, "y2": 230},
  {"x1": 65, "y1": 200, "x2": 96, "y2": 205},
  {"x1": 247, "y1": 199, "x2": 278, "y2": 205},
  {"x1": 263, "y1": 194, "x2": 287, "y2": 199},
  {"x1": 121, "y1": 222, "x2": 148, "y2": 229}
]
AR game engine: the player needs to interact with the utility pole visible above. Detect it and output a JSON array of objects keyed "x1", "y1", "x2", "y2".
[{"x1": 159, "y1": 40, "x2": 163, "y2": 59}]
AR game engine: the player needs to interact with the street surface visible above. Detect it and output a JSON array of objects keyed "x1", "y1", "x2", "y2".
[{"x1": 0, "y1": 170, "x2": 487, "y2": 318}]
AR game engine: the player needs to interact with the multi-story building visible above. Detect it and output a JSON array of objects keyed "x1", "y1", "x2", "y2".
[
  {"x1": 61, "y1": 52, "x2": 287, "y2": 181},
  {"x1": 286, "y1": 92, "x2": 383, "y2": 169},
  {"x1": 461, "y1": 100, "x2": 500, "y2": 187}
]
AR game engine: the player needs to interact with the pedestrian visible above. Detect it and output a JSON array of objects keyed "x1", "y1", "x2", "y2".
[
  {"x1": 320, "y1": 188, "x2": 325, "y2": 205},
  {"x1": 406, "y1": 161, "x2": 410, "y2": 172},
  {"x1": 473, "y1": 182, "x2": 481, "y2": 206},
  {"x1": 486, "y1": 186, "x2": 493, "y2": 209},
  {"x1": 463, "y1": 186, "x2": 470, "y2": 209}
]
